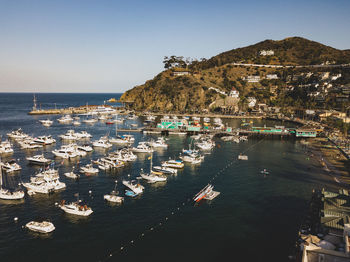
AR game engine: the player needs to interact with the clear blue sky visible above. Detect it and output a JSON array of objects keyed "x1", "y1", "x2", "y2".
[{"x1": 0, "y1": 0, "x2": 349, "y2": 93}]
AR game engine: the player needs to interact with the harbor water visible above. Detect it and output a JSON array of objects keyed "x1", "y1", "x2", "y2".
[{"x1": 0, "y1": 93, "x2": 339, "y2": 262}]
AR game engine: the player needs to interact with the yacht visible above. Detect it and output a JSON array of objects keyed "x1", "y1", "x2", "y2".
[
  {"x1": 33, "y1": 135, "x2": 56, "y2": 145},
  {"x1": 1, "y1": 159, "x2": 22, "y2": 172},
  {"x1": 39, "y1": 119, "x2": 53, "y2": 127},
  {"x1": 75, "y1": 131, "x2": 92, "y2": 139},
  {"x1": 18, "y1": 140, "x2": 43, "y2": 149},
  {"x1": 0, "y1": 164, "x2": 25, "y2": 200},
  {"x1": 91, "y1": 106, "x2": 116, "y2": 115},
  {"x1": 7, "y1": 128, "x2": 29, "y2": 140},
  {"x1": 25, "y1": 220, "x2": 55, "y2": 233},
  {"x1": 59, "y1": 130, "x2": 78, "y2": 140},
  {"x1": 122, "y1": 180, "x2": 144, "y2": 195},
  {"x1": 131, "y1": 142, "x2": 154, "y2": 153},
  {"x1": 80, "y1": 163, "x2": 99, "y2": 174},
  {"x1": 57, "y1": 115, "x2": 73, "y2": 123},
  {"x1": 64, "y1": 168, "x2": 80, "y2": 179},
  {"x1": 59, "y1": 198, "x2": 93, "y2": 216},
  {"x1": 52, "y1": 145, "x2": 78, "y2": 159},
  {"x1": 104, "y1": 182, "x2": 124, "y2": 203},
  {"x1": 92, "y1": 136, "x2": 112, "y2": 148},
  {"x1": 82, "y1": 117, "x2": 97, "y2": 124},
  {"x1": 0, "y1": 140, "x2": 14, "y2": 154},
  {"x1": 110, "y1": 148, "x2": 137, "y2": 162},
  {"x1": 22, "y1": 169, "x2": 66, "y2": 194},
  {"x1": 73, "y1": 121, "x2": 81, "y2": 126},
  {"x1": 153, "y1": 166, "x2": 177, "y2": 174},
  {"x1": 109, "y1": 135, "x2": 130, "y2": 144},
  {"x1": 179, "y1": 155, "x2": 202, "y2": 164},
  {"x1": 76, "y1": 144, "x2": 93, "y2": 152},
  {"x1": 195, "y1": 140, "x2": 215, "y2": 150},
  {"x1": 140, "y1": 169, "x2": 166, "y2": 183},
  {"x1": 161, "y1": 159, "x2": 184, "y2": 169},
  {"x1": 148, "y1": 137, "x2": 168, "y2": 148}
]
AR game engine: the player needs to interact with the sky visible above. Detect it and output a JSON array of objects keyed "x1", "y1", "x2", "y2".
[{"x1": 0, "y1": 0, "x2": 349, "y2": 93}]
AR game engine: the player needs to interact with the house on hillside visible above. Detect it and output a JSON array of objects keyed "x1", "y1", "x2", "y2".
[
  {"x1": 247, "y1": 97, "x2": 257, "y2": 108},
  {"x1": 172, "y1": 69, "x2": 190, "y2": 76},
  {"x1": 266, "y1": 74, "x2": 279, "y2": 80},
  {"x1": 229, "y1": 87, "x2": 239, "y2": 98},
  {"x1": 259, "y1": 50, "x2": 274, "y2": 56},
  {"x1": 244, "y1": 75, "x2": 261, "y2": 83}
]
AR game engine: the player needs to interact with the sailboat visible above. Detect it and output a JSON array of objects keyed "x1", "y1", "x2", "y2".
[
  {"x1": 140, "y1": 154, "x2": 166, "y2": 183},
  {"x1": 0, "y1": 157, "x2": 25, "y2": 200},
  {"x1": 109, "y1": 123, "x2": 129, "y2": 144}
]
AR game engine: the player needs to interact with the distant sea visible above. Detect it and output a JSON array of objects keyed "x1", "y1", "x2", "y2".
[{"x1": 0, "y1": 93, "x2": 338, "y2": 262}]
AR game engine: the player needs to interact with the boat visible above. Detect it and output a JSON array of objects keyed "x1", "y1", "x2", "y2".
[
  {"x1": 82, "y1": 116, "x2": 97, "y2": 124},
  {"x1": 59, "y1": 195, "x2": 93, "y2": 216},
  {"x1": 153, "y1": 166, "x2": 177, "y2": 174},
  {"x1": 109, "y1": 125, "x2": 130, "y2": 144},
  {"x1": 161, "y1": 159, "x2": 184, "y2": 169},
  {"x1": 131, "y1": 142, "x2": 154, "y2": 153},
  {"x1": 109, "y1": 148, "x2": 137, "y2": 162},
  {"x1": 179, "y1": 155, "x2": 202, "y2": 164},
  {"x1": 26, "y1": 155, "x2": 52, "y2": 165},
  {"x1": 1, "y1": 159, "x2": 22, "y2": 172},
  {"x1": 107, "y1": 98, "x2": 117, "y2": 103},
  {"x1": 140, "y1": 154, "x2": 166, "y2": 183},
  {"x1": 39, "y1": 119, "x2": 53, "y2": 127},
  {"x1": 33, "y1": 135, "x2": 56, "y2": 145},
  {"x1": 0, "y1": 140, "x2": 14, "y2": 154},
  {"x1": 90, "y1": 106, "x2": 117, "y2": 115},
  {"x1": 261, "y1": 169, "x2": 269, "y2": 175},
  {"x1": 57, "y1": 115, "x2": 73, "y2": 123},
  {"x1": 104, "y1": 182, "x2": 124, "y2": 203},
  {"x1": 75, "y1": 131, "x2": 92, "y2": 139},
  {"x1": 203, "y1": 117, "x2": 210, "y2": 123},
  {"x1": 73, "y1": 121, "x2": 81, "y2": 126},
  {"x1": 18, "y1": 139, "x2": 43, "y2": 149},
  {"x1": 22, "y1": 168, "x2": 66, "y2": 194},
  {"x1": 92, "y1": 136, "x2": 112, "y2": 148},
  {"x1": 59, "y1": 130, "x2": 78, "y2": 140},
  {"x1": 80, "y1": 163, "x2": 99, "y2": 174},
  {"x1": 0, "y1": 162, "x2": 25, "y2": 200},
  {"x1": 195, "y1": 139, "x2": 215, "y2": 150},
  {"x1": 238, "y1": 154, "x2": 248, "y2": 160},
  {"x1": 122, "y1": 180, "x2": 144, "y2": 195},
  {"x1": 126, "y1": 114, "x2": 138, "y2": 120},
  {"x1": 221, "y1": 136, "x2": 234, "y2": 141},
  {"x1": 76, "y1": 144, "x2": 93, "y2": 152},
  {"x1": 168, "y1": 131, "x2": 187, "y2": 135},
  {"x1": 193, "y1": 184, "x2": 214, "y2": 202},
  {"x1": 25, "y1": 220, "x2": 55, "y2": 233},
  {"x1": 64, "y1": 168, "x2": 80, "y2": 179},
  {"x1": 52, "y1": 145, "x2": 78, "y2": 159},
  {"x1": 7, "y1": 128, "x2": 29, "y2": 140},
  {"x1": 148, "y1": 137, "x2": 168, "y2": 148}
]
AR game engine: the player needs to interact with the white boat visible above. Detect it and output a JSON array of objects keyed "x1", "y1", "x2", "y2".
[
  {"x1": 26, "y1": 155, "x2": 52, "y2": 165},
  {"x1": 238, "y1": 154, "x2": 248, "y2": 160},
  {"x1": 76, "y1": 144, "x2": 93, "y2": 152},
  {"x1": 80, "y1": 163, "x2": 98, "y2": 174},
  {"x1": 161, "y1": 159, "x2": 184, "y2": 169},
  {"x1": 131, "y1": 142, "x2": 153, "y2": 153},
  {"x1": 7, "y1": 128, "x2": 29, "y2": 140},
  {"x1": 1, "y1": 159, "x2": 22, "y2": 172},
  {"x1": 109, "y1": 120, "x2": 130, "y2": 144},
  {"x1": 110, "y1": 148, "x2": 137, "y2": 162},
  {"x1": 122, "y1": 180, "x2": 144, "y2": 195},
  {"x1": 168, "y1": 131, "x2": 187, "y2": 135},
  {"x1": 148, "y1": 137, "x2": 168, "y2": 148},
  {"x1": 140, "y1": 154, "x2": 166, "y2": 182},
  {"x1": 92, "y1": 136, "x2": 112, "y2": 148},
  {"x1": 57, "y1": 115, "x2": 73, "y2": 123},
  {"x1": 39, "y1": 119, "x2": 53, "y2": 127},
  {"x1": 0, "y1": 163, "x2": 25, "y2": 200},
  {"x1": 75, "y1": 131, "x2": 92, "y2": 139},
  {"x1": 59, "y1": 197, "x2": 93, "y2": 216},
  {"x1": 123, "y1": 134, "x2": 135, "y2": 143},
  {"x1": 195, "y1": 140, "x2": 215, "y2": 150},
  {"x1": 90, "y1": 106, "x2": 116, "y2": 115},
  {"x1": 203, "y1": 117, "x2": 210, "y2": 123},
  {"x1": 126, "y1": 114, "x2": 138, "y2": 120},
  {"x1": 18, "y1": 140, "x2": 43, "y2": 149},
  {"x1": 193, "y1": 184, "x2": 214, "y2": 202},
  {"x1": 64, "y1": 169, "x2": 80, "y2": 179},
  {"x1": 179, "y1": 155, "x2": 202, "y2": 164},
  {"x1": 82, "y1": 117, "x2": 97, "y2": 124},
  {"x1": 98, "y1": 115, "x2": 108, "y2": 121},
  {"x1": 153, "y1": 166, "x2": 177, "y2": 174},
  {"x1": 22, "y1": 169, "x2": 66, "y2": 194},
  {"x1": 59, "y1": 130, "x2": 78, "y2": 140},
  {"x1": 0, "y1": 140, "x2": 14, "y2": 154},
  {"x1": 33, "y1": 135, "x2": 56, "y2": 145},
  {"x1": 104, "y1": 182, "x2": 124, "y2": 203},
  {"x1": 25, "y1": 221, "x2": 55, "y2": 233},
  {"x1": 73, "y1": 121, "x2": 81, "y2": 126},
  {"x1": 52, "y1": 145, "x2": 78, "y2": 159}
]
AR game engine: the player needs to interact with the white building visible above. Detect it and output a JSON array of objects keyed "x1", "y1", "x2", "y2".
[
  {"x1": 259, "y1": 50, "x2": 274, "y2": 56},
  {"x1": 245, "y1": 75, "x2": 261, "y2": 83},
  {"x1": 208, "y1": 87, "x2": 227, "y2": 96},
  {"x1": 266, "y1": 74, "x2": 278, "y2": 79},
  {"x1": 247, "y1": 97, "x2": 257, "y2": 108},
  {"x1": 173, "y1": 71, "x2": 190, "y2": 76},
  {"x1": 229, "y1": 87, "x2": 239, "y2": 98}
]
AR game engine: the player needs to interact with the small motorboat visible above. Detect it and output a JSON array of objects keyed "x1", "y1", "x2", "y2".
[
  {"x1": 25, "y1": 220, "x2": 55, "y2": 233},
  {"x1": 64, "y1": 169, "x2": 80, "y2": 179},
  {"x1": 59, "y1": 197, "x2": 93, "y2": 217},
  {"x1": 104, "y1": 182, "x2": 124, "y2": 203},
  {"x1": 80, "y1": 163, "x2": 99, "y2": 174},
  {"x1": 260, "y1": 169, "x2": 269, "y2": 175}
]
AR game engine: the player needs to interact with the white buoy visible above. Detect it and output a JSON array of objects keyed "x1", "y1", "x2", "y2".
[
  {"x1": 14, "y1": 217, "x2": 18, "y2": 222},
  {"x1": 54, "y1": 202, "x2": 58, "y2": 206},
  {"x1": 89, "y1": 190, "x2": 92, "y2": 194}
]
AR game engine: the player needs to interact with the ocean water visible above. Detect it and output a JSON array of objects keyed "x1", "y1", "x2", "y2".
[{"x1": 0, "y1": 93, "x2": 339, "y2": 262}]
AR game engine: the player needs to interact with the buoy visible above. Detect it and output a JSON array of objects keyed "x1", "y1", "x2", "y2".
[
  {"x1": 89, "y1": 190, "x2": 92, "y2": 194},
  {"x1": 54, "y1": 202, "x2": 58, "y2": 206},
  {"x1": 14, "y1": 217, "x2": 18, "y2": 222}
]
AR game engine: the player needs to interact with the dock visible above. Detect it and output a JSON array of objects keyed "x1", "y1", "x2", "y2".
[{"x1": 204, "y1": 190, "x2": 220, "y2": 200}]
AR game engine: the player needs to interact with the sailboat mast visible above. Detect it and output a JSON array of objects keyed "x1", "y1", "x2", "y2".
[
  {"x1": 150, "y1": 152, "x2": 153, "y2": 173},
  {"x1": 0, "y1": 157, "x2": 2, "y2": 187}
]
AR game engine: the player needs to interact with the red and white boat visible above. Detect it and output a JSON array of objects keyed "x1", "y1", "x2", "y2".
[{"x1": 193, "y1": 184, "x2": 214, "y2": 202}]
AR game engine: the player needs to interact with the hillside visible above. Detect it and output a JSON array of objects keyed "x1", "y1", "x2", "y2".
[{"x1": 121, "y1": 37, "x2": 350, "y2": 112}]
